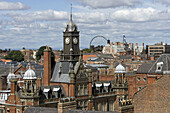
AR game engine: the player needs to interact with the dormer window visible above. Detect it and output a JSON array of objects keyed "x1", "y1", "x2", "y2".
[{"x1": 156, "y1": 62, "x2": 163, "y2": 73}]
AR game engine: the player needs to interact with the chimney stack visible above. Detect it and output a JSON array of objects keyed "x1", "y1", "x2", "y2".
[
  {"x1": 129, "y1": 43, "x2": 131, "y2": 48},
  {"x1": 10, "y1": 79, "x2": 17, "y2": 95},
  {"x1": 107, "y1": 40, "x2": 110, "y2": 44},
  {"x1": 43, "y1": 46, "x2": 51, "y2": 86},
  {"x1": 135, "y1": 43, "x2": 138, "y2": 47}
]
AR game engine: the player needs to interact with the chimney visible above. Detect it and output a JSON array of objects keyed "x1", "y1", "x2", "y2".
[
  {"x1": 129, "y1": 43, "x2": 131, "y2": 48},
  {"x1": 151, "y1": 56, "x2": 154, "y2": 61},
  {"x1": 43, "y1": 46, "x2": 51, "y2": 86},
  {"x1": 135, "y1": 43, "x2": 138, "y2": 47},
  {"x1": 142, "y1": 43, "x2": 145, "y2": 54},
  {"x1": 120, "y1": 43, "x2": 124, "y2": 46},
  {"x1": 10, "y1": 79, "x2": 17, "y2": 95},
  {"x1": 107, "y1": 40, "x2": 110, "y2": 44},
  {"x1": 115, "y1": 42, "x2": 118, "y2": 46}
]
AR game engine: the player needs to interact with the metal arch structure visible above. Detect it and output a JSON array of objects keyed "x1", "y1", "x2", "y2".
[{"x1": 89, "y1": 35, "x2": 108, "y2": 47}]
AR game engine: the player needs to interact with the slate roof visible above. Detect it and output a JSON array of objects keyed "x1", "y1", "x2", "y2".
[
  {"x1": 51, "y1": 62, "x2": 71, "y2": 83},
  {"x1": 119, "y1": 55, "x2": 132, "y2": 59},
  {"x1": 0, "y1": 64, "x2": 18, "y2": 76},
  {"x1": 136, "y1": 63, "x2": 153, "y2": 74},
  {"x1": 0, "y1": 61, "x2": 43, "y2": 78},
  {"x1": 97, "y1": 54, "x2": 114, "y2": 59},
  {"x1": 148, "y1": 54, "x2": 170, "y2": 74},
  {"x1": 67, "y1": 109, "x2": 117, "y2": 113},
  {"x1": 24, "y1": 107, "x2": 58, "y2": 113},
  {"x1": 136, "y1": 54, "x2": 170, "y2": 74},
  {"x1": 88, "y1": 57, "x2": 104, "y2": 62}
]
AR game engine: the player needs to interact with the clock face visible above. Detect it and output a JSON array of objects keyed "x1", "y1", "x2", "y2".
[
  {"x1": 65, "y1": 38, "x2": 70, "y2": 44},
  {"x1": 73, "y1": 37, "x2": 78, "y2": 44}
]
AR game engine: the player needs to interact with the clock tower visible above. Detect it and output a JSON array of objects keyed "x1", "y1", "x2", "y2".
[{"x1": 62, "y1": 5, "x2": 80, "y2": 64}]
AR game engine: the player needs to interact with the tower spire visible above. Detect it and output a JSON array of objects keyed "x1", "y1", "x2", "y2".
[{"x1": 70, "y1": 3, "x2": 72, "y2": 21}]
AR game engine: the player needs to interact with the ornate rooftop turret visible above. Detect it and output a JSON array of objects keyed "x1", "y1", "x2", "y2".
[
  {"x1": 23, "y1": 63, "x2": 37, "y2": 80},
  {"x1": 115, "y1": 63, "x2": 126, "y2": 73}
]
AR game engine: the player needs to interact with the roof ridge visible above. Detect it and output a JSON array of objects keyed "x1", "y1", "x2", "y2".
[{"x1": 148, "y1": 55, "x2": 162, "y2": 73}]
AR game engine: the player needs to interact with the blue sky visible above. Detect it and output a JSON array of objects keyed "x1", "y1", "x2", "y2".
[{"x1": 0, "y1": 0, "x2": 170, "y2": 50}]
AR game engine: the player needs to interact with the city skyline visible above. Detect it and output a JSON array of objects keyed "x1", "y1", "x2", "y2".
[{"x1": 0, "y1": 0, "x2": 170, "y2": 50}]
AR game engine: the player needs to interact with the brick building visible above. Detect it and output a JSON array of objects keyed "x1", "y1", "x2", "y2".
[
  {"x1": 126, "y1": 54, "x2": 170, "y2": 98},
  {"x1": 0, "y1": 12, "x2": 132, "y2": 113},
  {"x1": 133, "y1": 75, "x2": 170, "y2": 113}
]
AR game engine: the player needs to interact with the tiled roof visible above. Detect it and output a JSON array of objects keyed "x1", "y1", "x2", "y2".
[
  {"x1": 24, "y1": 107, "x2": 58, "y2": 113},
  {"x1": 67, "y1": 109, "x2": 117, "y2": 113},
  {"x1": 119, "y1": 55, "x2": 132, "y2": 59},
  {"x1": 133, "y1": 75, "x2": 170, "y2": 113},
  {"x1": 97, "y1": 54, "x2": 114, "y2": 59}
]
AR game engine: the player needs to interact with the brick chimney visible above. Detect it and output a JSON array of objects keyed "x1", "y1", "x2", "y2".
[
  {"x1": 150, "y1": 56, "x2": 154, "y2": 61},
  {"x1": 135, "y1": 43, "x2": 138, "y2": 47},
  {"x1": 129, "y1": 43, "x2": 131, "y2": 48},
  {"x1": 142, "y1": 43, "x2": 145, "y2": 54},
  {"x1": 10, "y1": 79, "x2": 17, "y2": 95},
  {"x1": 43, "y1": 46, "x2": 51, "y2": 86},
  {"x1": 111, "y1": 42, "x2": 113, "y2": 46}
]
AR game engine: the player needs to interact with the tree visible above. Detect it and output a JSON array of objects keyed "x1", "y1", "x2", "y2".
[
  {"x1": 4, "y1": 51, "x2": 24, "y2": 62},
  {"x1": 36, "y1": 46, "x2": 54, "y2": 60},
  {"x1": 83, "y1": 48, "x2": 93, "y2": 53}
]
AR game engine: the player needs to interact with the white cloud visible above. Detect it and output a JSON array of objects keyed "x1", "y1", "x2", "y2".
[
  {"x1": 0, "y1": 1, "x2": 29, "y2": 10},
  {"x1": 74, "y1": 12, "x2": 107, "y2": 24},
  {"x1": 111, "y1": 7, "x2": 170, "y2": 22},
  {"x1": 155, "y1": 0, "x2": 170, "y2": 5},
  {"x1": 1, "y1": 6, "x2": 170, "y2": 49},
  {"x1": 72, "y1": 0, "x2": 140, "y2": 9},
  {"x1": 7, "y1": 10, "x2": 68, "y2": 22}
]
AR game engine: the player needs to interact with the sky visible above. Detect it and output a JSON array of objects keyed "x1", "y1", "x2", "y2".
[{"x1": 0, "y1": 0, "x2": 170, "y2": 50}]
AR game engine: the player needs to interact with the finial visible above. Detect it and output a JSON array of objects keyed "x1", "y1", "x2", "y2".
[
  {"x1": 28, "y1": 62, "x2": 31, "y2": 69},
  {"x1": 70, "y1": 3, "x2": 72, "y2": 21}
]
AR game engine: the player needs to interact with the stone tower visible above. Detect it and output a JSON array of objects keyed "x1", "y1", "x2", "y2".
[
  {"x1": 20, "y1": 63, "x2": 39, "y2": 106},
  {"x1": 62, "y1": 4, "x2": 80, "y2": 65}
]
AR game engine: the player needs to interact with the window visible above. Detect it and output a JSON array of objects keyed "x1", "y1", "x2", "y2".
[
  {"x1": 138, "y1": 87, "x2": 142, "y2": 91},
  {"x1": 156, "y1": 62, "x2": 163, "y2": 72},
  {"x1": 109, "y1": 100, "x2": 114, "y2": 111},
  {"x1": 17, "y1": 109, "x2": 20, "y2": 113},
  {"x1": 137, "y1": 77, "x2": 140, "y2": 81},
  {"x1": 143, "y1": 78, "x2": 146, "y2": 82}
]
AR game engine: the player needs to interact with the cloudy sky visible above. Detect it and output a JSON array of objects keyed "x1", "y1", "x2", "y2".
[{"x1": 0, "y1": 0, "x2": 170, "y2": 50}]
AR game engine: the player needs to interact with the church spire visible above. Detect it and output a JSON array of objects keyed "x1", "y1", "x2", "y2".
[{"x1": 70, "y1": 4, "x2": 72, "y2": 21}]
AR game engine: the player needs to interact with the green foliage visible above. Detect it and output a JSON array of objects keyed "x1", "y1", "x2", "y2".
[
  {"x1": 36, "y1": 46, "x2": 54, "y2": 60},
  {"x1": 83, "y1": 48, "x2": 92, "y2": 53},
  {"x1": 4, "y1": 51, "x2": 24, "y2": 62},
  {"x1": 0, "y1": 49, "x2": 2, "y2": 53}
]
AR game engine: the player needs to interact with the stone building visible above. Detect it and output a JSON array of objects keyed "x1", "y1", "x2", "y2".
[
  {"x1": 146, "y1": 42, "x2": 170, "y2": 59},
  {"x1": 0, "y1": 10, "x2": 132, "y2": 113},
  {"x1": 102, "y1": 35, "x2": 145, "y2": 56}
]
